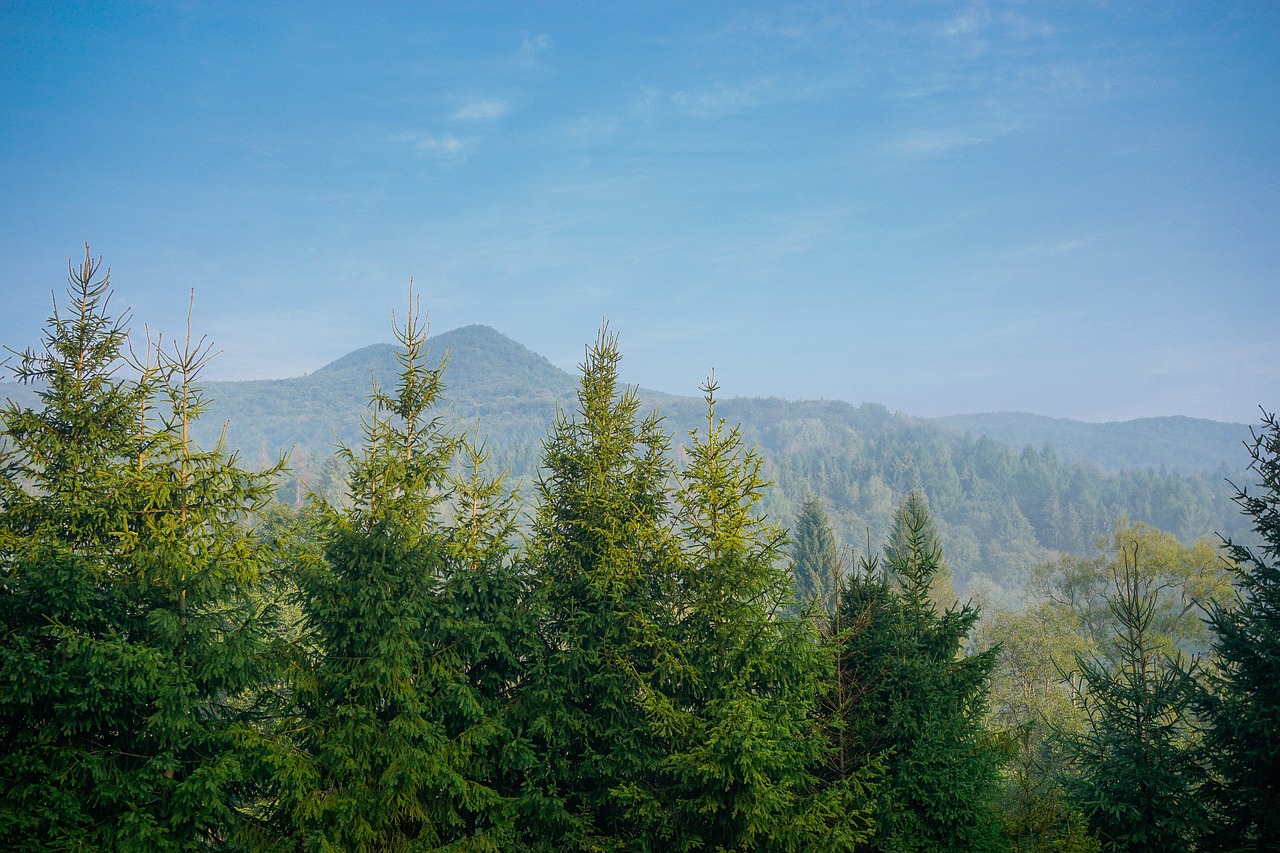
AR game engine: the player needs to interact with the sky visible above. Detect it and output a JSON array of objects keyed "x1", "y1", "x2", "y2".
[{"x1": 2, "y1": 1, "x2": 1277, "y2": 423}]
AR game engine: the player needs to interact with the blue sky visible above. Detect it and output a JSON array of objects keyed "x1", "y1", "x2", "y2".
[{"x1": 2, "y1": 1, "x2": 1277, "y2": 423}]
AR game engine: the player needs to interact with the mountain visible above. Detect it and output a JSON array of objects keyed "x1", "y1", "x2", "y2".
[
  {"x1": 192, "y1": 325, "x2": 580, "y2": 462},
  {"x1": 1, "y1": 325, "x2": 1255, "y2": 597}
]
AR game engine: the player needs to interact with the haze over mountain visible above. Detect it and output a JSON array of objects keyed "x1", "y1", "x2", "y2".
[{"x1": 0, "y1": 324, "x2": 1255, "y2": 597}]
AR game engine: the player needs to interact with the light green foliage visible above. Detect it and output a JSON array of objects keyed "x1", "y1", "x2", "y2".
[
  {"x1": 522, "y1": 327, "x2": 685, "y2": 848},
  {"x1": 1057, "y1": 542, "x2": 1208, "y2": 851},
  {"x1": 831, "y1": 495, "x2": 1005, "y2": 852},
  {"x1": 1197, "y1": 410, "x2": 1280, "y2": 851},
  {"x1": 1032, "y1": 519, "x2": 1232, "y2": 664},
  {"x1": 977, "y1": 606, "x2": 1098, "y2": 853},
  {"x1": 790, "y1": 495, "x2": 840, "y2": 613},
  {"x1": 885, "y1": 492, "x2": 956, "y2": 610},
  {"x1": 266, "y1": 295, "x2": 520, "y2": 850},
  {"x1": 659, "y1": 379, "x2": 874, "y2": 850},
  {"x1": 0, "y1": 250, "x2": 282, "y2": 849}
]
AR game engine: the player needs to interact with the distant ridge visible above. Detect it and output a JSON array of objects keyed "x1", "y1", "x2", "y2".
[
  {"x1": 0, "y1": 325, "x2": 1255, "y2": 594},
  {"x1": 932, "y1": 411, "x2": 1250, "y2": 475}
]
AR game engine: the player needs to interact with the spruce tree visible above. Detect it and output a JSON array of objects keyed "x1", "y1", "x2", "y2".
[
  {"x1": 521, "y1": 328, "x2": 685, "y2": 849},
  {"x1": 1197, "y1": 410, "x2": 1280, "y2": 851},
  {"x1": 832, "y1": 494, "x2": 1004, "y2": 852},
  {"x1": 266, "y1": 295, "x2": 519, "y2": 850},
  {"x1": 1058, "y1": 542, "x2": 1207, "y2": 852},
  {"x1": 0, "y1": 250, "x2": 282, "y2": 849},
  {"x1": 790, "y1": 495, "x2": 839, "y2": 613},
  {"x1": 657, "y1": 380, "x2": 874, "y2": 850}
]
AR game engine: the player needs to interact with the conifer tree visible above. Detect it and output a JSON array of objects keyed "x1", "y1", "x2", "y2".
[
  {"x1": 521, "y1": 327, "x2": 686, "y2": 849},
  {"x1": 790, "y1": 495, "x2": 839, "y2": 613},
  {"x1": 266, "y1": 294, "x2": 519, "y2": 850},
  {"x1": 832, "y1": 494, "x2": 1004, "y2": 852},
  {"x1": 0, "y1": 250, "x2": 282, "y2": 849},
  {"x1": 657, "y1": 379, "x2": 874, "y2": 850},
  {"x1": 1058, "y1": 541, "x2": 1207, "y2": 852},
  {"x1": 1197, "y1": 410, "x2": 1280, "y2": 851}
]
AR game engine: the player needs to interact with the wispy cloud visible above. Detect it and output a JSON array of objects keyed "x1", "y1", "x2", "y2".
[
  {"x1": 1001, "y1": 237, "x2": 1092, "y2": 259},
  {"x1": 891, "y1": 127, "x2": 993, "y2": 157},
  {"x1": 671, "y1": 77, "x2": 777, "y2": 118},
  {"x1": 389, "y1": 131, "x2": 473, "y2": 158},
  {"x1": 452, "y1": 99, "x2": 508, "y2": 121},
  {"x1": 521, "y1": 33, "x2": 550, "y2": 55},
  {"x1": 940, "y1": 3, "x2": 992, "y2": 38}
]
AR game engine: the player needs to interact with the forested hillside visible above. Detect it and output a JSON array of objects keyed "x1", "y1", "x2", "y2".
[
  {"x1": 934, "y1": 411, "x2": 1251, "y2": 474},
  {"x1": 5, "y1": 264, "x2": 1276, "y2": 851},
  {"x1": 5, "y1": 323, "x2": 1246, "y2": 596},
  {"x1": 177, "y1": 324, "x2": 1250, "y2": 597}
]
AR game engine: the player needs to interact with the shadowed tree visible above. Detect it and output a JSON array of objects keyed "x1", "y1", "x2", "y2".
[
  {"x1": 832, "y1": 494, "x2": 1005, "y2": 852},
  {"x1": 1197, "y1": 410, "x2": 1280, "y2": 851}
]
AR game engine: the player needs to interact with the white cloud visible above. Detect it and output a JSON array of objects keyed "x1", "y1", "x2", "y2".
[
  {"x1": 670, "y1": 78, "x2": 776, "y2": 118},
  {"x1": 892, "y1": 128, "x2": 990, "y2": 157},
  {"x1": 389, "y1": 131, "x2": 472, "y2": 158},
  {"x1": 452, "y1": 99, "x2": 508, "y2": 121},
  {"x1": 941, "y1": 2, "x2": 992, "y2": 38},
  {"x1": 522, "y1": 33, "x2": 550, "y2": 53}
]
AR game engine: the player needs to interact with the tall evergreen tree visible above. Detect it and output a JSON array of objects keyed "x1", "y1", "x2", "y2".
[
  {"x1": 657, "y1": 380, "x2": 874, "y2": 850},
  {"x1": 790, "y1": 495, "x2": 839, "y2": 613},
  {"x1": 521, "y1": 327, "x2": 685, "y2": 849},
  {"x1": 1058, "y1": 542, "x2": 1207, "y2": 852},
  {"x1": 831, "y1": 494, "x2": 1004, "y2": 852},
  {"x1": 264, "y1": 295, "x2": 519, "y2": 850},
  {"x1": 0, "y1": 250, "x2": 282, "y2": 849},
  {"x1": 1197, "y1": 410, "x2": 1280, "y2": 851}
]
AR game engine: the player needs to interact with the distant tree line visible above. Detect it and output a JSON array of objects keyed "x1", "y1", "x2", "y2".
[{"x1": 2, "y1": 252, "x2": 1276, "y2": 850}]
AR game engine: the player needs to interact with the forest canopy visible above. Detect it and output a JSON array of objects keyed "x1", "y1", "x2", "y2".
[{"x1": 1, "y1": 253, "x2": 1274, "y2": 851}]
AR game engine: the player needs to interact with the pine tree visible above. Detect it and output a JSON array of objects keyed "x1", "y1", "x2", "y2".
[
  {"x1": 266, "y1": 294, "x2": 518, "y2": 850},
  {"x1": 657, "y1": 379, "x2": 874, "y2": 850},
  {"x1": 521, "y1": 327, "x2": 685, "y2": 849},
  {"x1": 1197, "y1": 410, "x2": 1280, "y2": 851},
  {"x1": 832, "y1": 494, "x2": 1004, "y2": 852},
  {"x1": 1058, "y1": 541, "x2": 1207, "y2": 852},
  {"x1": 790, "y1": 495, "x2": 839, "y2": 613},
  {"x1": 0, "y1": 250, "x2": 282, "y2": 849}
]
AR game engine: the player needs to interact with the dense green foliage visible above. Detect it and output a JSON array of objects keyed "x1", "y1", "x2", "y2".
[
  {"x1": 1057, "y1": 541, "x2": 1208, "y2": 851},
  {"x1": 1197, "y1": 411, "x2": 1280, "y2": 851},
  {"x1": 260, "y1": 300, "x2": 527, "y2": 850},
  {"x1": 0, "y1": 252, "x2": 282, "y2": 849},
  {"x1": 830, "y1": 494, "x2": 1005, "y2": 852},
  {"x1": 520, "y1": 328, "x2": 686, "y2": 848},
  {"x1": 15, "y1": 324, "x2": 1236, "y2": 594},
  {"x1": 3, "y1": 251, "x2": 1275, "y2": 851}
]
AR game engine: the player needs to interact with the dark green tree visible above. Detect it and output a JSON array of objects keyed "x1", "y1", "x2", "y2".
[
  {"x1": 656, "y1": 380, "x2": 874, "y2": 850},
  {"x1": 1058, "y1": 541, "x2": 1207, "y2": 852},
  {"x1": 790, "y1": 495, "x2": 839, "y2": 613},
  {"x1": 0, "y1": 250, "x2": 282, "y2": 849},
  {"x1": 521, "y1": 328, "x2": 685, "y2": 849},
  {"x1": 264, "y1": 295, "x2": 520, "y2": 850},
  {"x1": 831, "y1": 495, "x2": 1004, "y2": 852},
  {"x1": 1197, "y1": 410, "x2": 1280, "y2": 851}
]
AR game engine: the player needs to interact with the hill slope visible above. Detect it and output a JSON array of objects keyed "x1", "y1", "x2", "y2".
[
  {"x1": 933, "y1": 411, "x2": 1250, "y2": 474},
  {"x1": 2, "y1": 325, "x2": 1254, "y2": 596}
]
